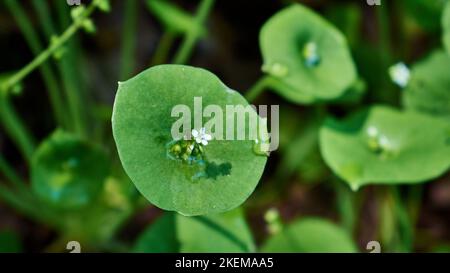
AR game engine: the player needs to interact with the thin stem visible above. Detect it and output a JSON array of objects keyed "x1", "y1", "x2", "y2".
[
  {"x1": 120, "y1": 0, "x2": 139, "y2": 80},
  {"x1": 151, "y1": 30, "x2": 176, "y2": 66},
  {"x1": 0, "y1": 95, "x2": 35, "y2": 161},
  {"x1": 335, "y1": 180, "x2": 356, "y2": 234},
  {"x1": 245, "y1": 76, "x2": 270, "y2": 103},
  {"x1": 2, "y1": 4, "x2": 90, "y2": 87},
  {"x1": 173, "y1": 0, "x2": 215, "y2": 64},
  {"x1": 3, "y1": 2, "x2": 100, "y2": 137},
  {"x1": 5, "y1": 0, "x2": 68, "y2": 128}
]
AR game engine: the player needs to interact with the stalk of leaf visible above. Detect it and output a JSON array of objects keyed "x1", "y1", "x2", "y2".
[
  {"x1": 4, "y1": 0, "x2": 68, "y2": 129},
  {"x1": 1, "y1": 1, "x2": 102, "y2": 137},
  {"x1": 173, "y1": 0, "x2": 215, "y2": 64}
]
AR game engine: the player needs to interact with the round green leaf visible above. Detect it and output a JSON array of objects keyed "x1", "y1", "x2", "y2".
[
  {"x1": 259, "y1": 4, "x2": 357, "y2": 104},
  {"x1": 261, "y1": 218, "x2": 357, "y2": 253},
  {"x1": 403, "y1": 50, "x2": 450, "y2": 121},
  {"x1": 444, "y1": 1, "x2": 450, "y2": 54},
  {"x1": 112, "y1": 65, "x2": 268, "y2": 216},
  {"x1": 177, "y1": 209, "x2": 255, "y2": 253},
  {"x1": 31, "y1": 130, "x2": 110, "y2": 209},
  {"x1": 320, "y1": 106, "x2": 450, "y2": 190}
]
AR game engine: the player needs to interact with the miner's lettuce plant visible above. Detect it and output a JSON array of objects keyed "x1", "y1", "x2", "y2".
[
  {"x1": 0, "y1": 0, "x2": 450, "y2": 253},
  {"x1": 112, "y1": 65, "x2": 267, "y2": 216}
]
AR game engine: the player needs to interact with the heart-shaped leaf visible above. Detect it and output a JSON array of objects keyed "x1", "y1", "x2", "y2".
[
  {"x1": 319, "y1": 106, "x2": 450, "y2": 190},
  {"x1": 31, "y1": 130, "x2": 110, "y2": 209},
  {"x1": 259, "y1": 4, "x2": 357, "y2": 104},
  {"x1": 112, "y1": 65, "x2": 268, "y2": 216},
  {"x1": 403, "y1": 50, "x2": 450, "y2": 121},
  {"x1": 261, "y1": 218, "x2": 357, "y2": 253}
]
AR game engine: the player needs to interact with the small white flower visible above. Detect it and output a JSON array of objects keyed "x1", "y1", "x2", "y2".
[
  {"x1": 389, "y1": 62, "x2": 410, "y2": 88},
  {"x1": 191, "y1": 128, "x2": 212, "y2": 146}
]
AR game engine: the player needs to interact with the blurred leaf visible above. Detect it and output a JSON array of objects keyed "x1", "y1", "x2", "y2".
[
  {"x1": 145, "y1": 0, "x2": 205, "y2": 35},
  {"x1": 261, "y1": 218, "x2": 357, "y2": 253},
  {"x1": 319, "y1": 106, "x2": 450, "y2": 190},
  {"x1": 31, "y1": 130, "x2": 110, "y2": 209},
  {"x1": 112, "y1": 65, "x2": 267, "y2": 216},
  {"x1": 403, "y1": 50, "x2": 450, "y2": 121},
  {"x1": 0, "y1": 231, "x2": 22, "y2": 253},
  {"x1": 133, "y1": 213, "x2": 179, "y2": 253},
  {"x1": 259, "y1": 4, "x2": 357, "y2": 104},
  {"x1": 177, "y1": 208, "x2": 255, "y2": 253},
  {"x1": 95, "y1": 0, "x2": 111, "y2": 13}
]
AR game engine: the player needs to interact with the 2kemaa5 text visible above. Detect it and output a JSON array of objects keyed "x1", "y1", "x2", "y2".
[{"x1": 175, "y1": 257, "x2": 274, "y2": 270}]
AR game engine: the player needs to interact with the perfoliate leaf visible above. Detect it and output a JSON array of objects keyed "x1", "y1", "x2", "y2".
[
  {"x1": 259, "y1": 4, "x2": 357, "y2": 104},
  {"x1": 319, "y1": 106, "x2": 450, "y2": 190},
  {"x1": 31, "y1": 130, "x2": 110, "y2": 209},
  {"x1": 112, "y1": 65, "x2": 268, "y2": 216}
]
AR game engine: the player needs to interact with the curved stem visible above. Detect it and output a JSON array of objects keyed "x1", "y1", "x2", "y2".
[
  {"x1": 1, "y1": 2, "x2": 97, "y2": 100},
  {"x1": 245, "y1": 76, "x2": 270, "y2": 103},
  {"x1": 5, "y1": 0, "x2": 68, "y2": 128},
  {"x1": 173, "y1": 0, "x2": 215, "y2": 64}
]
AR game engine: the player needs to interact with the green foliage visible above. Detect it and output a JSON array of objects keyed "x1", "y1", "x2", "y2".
[
  {"x1": 145, "y1": 0, "x2": 205, "y2": 35},
  {"x1": 134, "y1": 208, "x2": 254, "y2": 253},
  {"x1": 259, "y1": 4, "x2": 357, "y2": 104},
  {"x1": 177, "y1": 209, "x2": 255, "y2": 252},
  {"x1": 403, "y1": 0, "x2": 448, "y2": 31},
  {"x1": 112, "y1": 65, "x2": 267, "y2": 216},
  {"x1": 319, "y1": 106, "x2": 450, "y2": 190},
  {"x1": 31, "y1": 130, "x2": 110, "y2": 209},
  {"x1": 261, "y1": 218, "x2": 357, "y2": 253},
  {"x1": 403, "y1": 50, "x2": 450, "y2": 120}
]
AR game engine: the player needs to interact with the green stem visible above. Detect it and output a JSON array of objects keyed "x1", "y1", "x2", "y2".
[
  {"x1": 33, "y1": 0, "x2": 89, "y2": 137},
  {"x1": 2, "y1": 2, "x2": 99, "y2": 136},
  {"x1": 379, "y1": 186, "x2": 413, "y2": 252},
  {"x1": 245, "y1": 76, "x2": 271, "y2": 103},
  {"x1": 173, "y1": 0, "x2": 215, "y2": 64},
  {"x1": 5, "y1": 0, "x2": 68, "y2": 128},
  {"x1": 120, "y1": 0, "x2": 139, "y2": 80},
  {"x1": 0, "y1": 95, "x2": 35, "y2": 161},
  {"x1": 392, "y1": 186, "x2": 413, "y2": 252},
  {"x1": 335, "y1": 179, "x2": 356, "y2": 234},
  {"x1": 151, "y1": 30, "x2": 176, "y2": 66}
]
